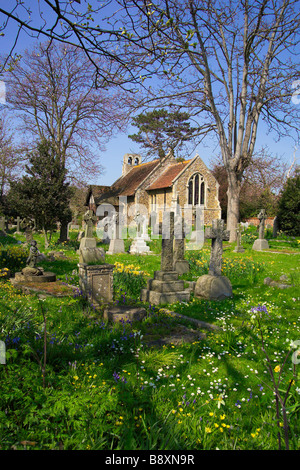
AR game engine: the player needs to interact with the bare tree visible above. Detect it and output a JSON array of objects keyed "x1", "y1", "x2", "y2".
[
  {"x1": 0, "y1": 113, "x2": 23, "y2": 207},
  {"x1": 4, "y1": 41, "x2": 128, "y2": 183},
  {"x1": 115, "y1": 0, "x2": 300, "y2": 240},
  {"x1": 0, "y1": 0, "x2": 153, "y2": 86}
]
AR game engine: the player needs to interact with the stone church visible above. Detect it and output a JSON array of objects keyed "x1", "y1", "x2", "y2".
[{"x1": 86, "y1": 151, "x2": 221, "y2": 225}]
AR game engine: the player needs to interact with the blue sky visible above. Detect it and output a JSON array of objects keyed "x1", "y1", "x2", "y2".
[{"x1": 0, "y1": 3, "x2": 298, "y2": 187}]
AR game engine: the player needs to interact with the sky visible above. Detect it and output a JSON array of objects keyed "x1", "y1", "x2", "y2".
[{"x1": 0, "y1": 1, "x2": 299, "y2": 187}]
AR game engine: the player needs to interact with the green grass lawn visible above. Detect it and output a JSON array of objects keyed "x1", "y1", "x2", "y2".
[{"x1": 0, "y1": 229, "x2": 299, "y2": 450}]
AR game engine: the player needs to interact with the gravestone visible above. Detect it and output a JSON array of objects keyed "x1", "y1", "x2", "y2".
[
  {"x1": 173, "y1": 215, "x2": 189, "y2": 274},
  {"x1": 272, "y1": 216, "x2": 279, "y2": 238},
  {"x1": 233, "y1": 223, "x2": 245, "y2": 253},
  {"x1": 194, "y1": 219, "x2": 232, "y2": 300},
  {"x1": 150, "y1": 211, "x2": 159, "y2": 237},
  {"x1": 252, "y1": 209, "x2": 269, "y2": 251},
  {"x1": 129, "y1": 212, "x2": 151, "y2": 254},
  {"x1": 0, "y1": 216, "x2": 6, "y2": 233},
  {"x1": 15, "y1": 216, "x2": 21, "y2": 234},
  {"x1": 140, "y1": 211, "x2": 190, "y2": 305},
  {"x1": 107, "y1": 213, "x2": 125, "y2": 254},
  {"x1": 79, "y1": 210, "x2": 105, "y2": 264},
  {"x1": 78, "y1": 263, "x2": 114, "y2": 307},
  {"x1": 20, "y1": 217, "x2": 35, "y2": 243}
]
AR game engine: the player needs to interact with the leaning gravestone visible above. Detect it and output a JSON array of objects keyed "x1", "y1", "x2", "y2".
[
  {"x1": 140, "y1": 211, "x2": 190, "y2": 305},
  {"x1": 252, "y1": 209, "x2": 269, "y2": 251},
  {"x1": 194, "y1": 219, "x2": 232, "y2": 300}
]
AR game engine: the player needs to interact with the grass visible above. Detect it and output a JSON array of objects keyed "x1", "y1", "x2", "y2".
[{"x1": 0, "y1": 228, "x2": 299, "y2": 450}]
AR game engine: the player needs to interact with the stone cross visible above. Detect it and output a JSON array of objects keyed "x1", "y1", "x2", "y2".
[
  {"x1": 15, "y1": 216, "x2": 21, "y2": 232},
  {"x1": 258, "y1": 209, "x2": 267, "y2": 239},
  {"x1": 161, "y1": 211, "x2": 175, "y2": 272},
  {"x1": 83, "y1": 210, "x2": 97, "y2": 238},
  {"x1": 0, "y1": 216, "x2": 6, "y2": 231},
  {"x1": 174, "y1": 214, "x2": 185, "y2": 260},
  {"x1": 205, "y1": 219, "x2": 229, "y2": 276},
  {"x1": 20, "y1": 217, "x2": 35, "y2": 242}
]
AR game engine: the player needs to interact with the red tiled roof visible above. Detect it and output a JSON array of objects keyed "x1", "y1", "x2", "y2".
[
  {"x1": 97, "y1": 159, "x2": 160, "y2": 202},
  {"x1": 146, "y1": 160, "x2": 191, "y2": 190}
]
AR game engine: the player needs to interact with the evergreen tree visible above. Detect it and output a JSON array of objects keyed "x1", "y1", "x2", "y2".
[
  {"x1": 128, "y1": 109, "x2": 198, "y2": 159},
  {"x1": 277, "y1": 168, "x2": 300, "y2": 236},
  {"x1": 7, "y1": 140, "x2": 72, "y2": 247}
]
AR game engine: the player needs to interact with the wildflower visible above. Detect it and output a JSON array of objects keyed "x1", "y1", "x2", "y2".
[{"x1": 274, "y1": 365, "x2": 281, "y2": 373}]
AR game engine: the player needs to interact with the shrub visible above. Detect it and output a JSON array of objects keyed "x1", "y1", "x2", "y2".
[{"x1": 0, "y1": 244, "x2": 28, "y2": 274}]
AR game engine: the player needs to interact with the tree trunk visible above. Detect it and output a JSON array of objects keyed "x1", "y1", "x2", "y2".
[
  {"x1": 226, "y1": 171, "x2": 241, "y2": 242},
  {"x1": 58, "y1": 220, "x2": 69, "y2": 244}
]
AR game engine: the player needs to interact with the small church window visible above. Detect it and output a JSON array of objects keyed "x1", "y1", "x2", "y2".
[
  {"x1": 188, "y1": 179, "x2": 193, "y2": 205},
  {"x1": 134, "y1": 157, "x2": 139, "y2": 165},
  {"x1": 194, "y1": 174, "x2": 199, "y2": 205},
  {"x1": 188, "y1": 173, "x2": 205, "y2": 206},
  {"x1": 200, "y1": 181, "x2": 205, "y2": 205},
  {"x1": 128, "y1": 156, "x2": 132, "y2": 165}
]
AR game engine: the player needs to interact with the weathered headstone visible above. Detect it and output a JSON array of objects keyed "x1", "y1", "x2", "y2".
[
  {"x1": 15, "y1": 216, "x2": 21, "y2": 234},
  {"x1": 150, "y1": 211, "x2": 159, "y2": 237},
  {"x1": 194, "y1": 219, "x2": 232, "y2": 300},
  {"x1": 252, "y1": 209, "x2": 269, "y2": 251},
  {"x1": 20, "y1": 217, "x2": 35, "y2": 243},
  {"x1": 272, "y1": 216, "x2": 279, "y2": 238},
  {"x1": 205, "y1": 219, "x2": 230, "y2": 277},
  {"x1": 78, "y1": 263, "x2": 114, "y2": 307},
  {"x1": 233, "y1": 223, "x2": 245, "y2": 253},
  {"x1": 79, "y1": 210, "x2": 105, "y2": 264},
  {"x1": 0, "y1": 216, "x2": 6, "y2": 233},
  {"x1": 107, "y1": 213, "x2": 125, "y2": 254},
  {"x1": 141, "y1": 211, "x2": 190, "y2": 305},
  {"x1": 173, "y1": 215, "x2": 189, "y2": 274},
  {"x1": 83, "y1": 210, "x2": 97, "y2": 238}
]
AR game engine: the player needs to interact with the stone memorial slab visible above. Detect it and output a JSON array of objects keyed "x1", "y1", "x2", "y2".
[
  {"x1": 141, "y1": 212, "x2": 190, "y2": 305},
  {"x1": 194, "y1": 219, "x2": 232, "y2": 300}
]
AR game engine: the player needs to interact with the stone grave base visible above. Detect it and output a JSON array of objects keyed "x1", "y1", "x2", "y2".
[
  {"x1": 129, "y1": 237, "x2": 152, "y2": 254},
  {"x1": 252, "y1": 239, "x2": 269, "y2": 251},
  {"x1": 141, "y1": 270, "x2": 190, "y2": 305},
  {"x1": 10, "y1": 270, "x2": 77, "y2": 298},
  {"x1": 14, "y1": 271, "x2": 57, "y2": 283},
  {"x1": 233, "y1": 246, "x2": 245, "y2": 253},
  {"x1": 103, "y1": 306, "x2": 147, "y2": 323},
  {"x1": 106, "y1": 238, "x2": 125, "y2": 255},
  {"x1": 194, "y1": 274, "x2": 232, "y2": 300}
]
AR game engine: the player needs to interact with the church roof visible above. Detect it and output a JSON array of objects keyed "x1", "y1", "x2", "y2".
[
  {"x1": 85, "y1": 184, "x2": 111, "y2": 206},
  {"x1": 97, "y1": 159, "x2": 160, "y2": 203},
  {"x1": 146, "y1": 160, "x2": 192, "y2": 190}
]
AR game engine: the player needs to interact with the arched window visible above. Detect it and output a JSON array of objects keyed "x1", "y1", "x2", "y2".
[
  {"x1": 128, "y1": 156, "x2": 132, "y2": 165},
  {"x1": 194, "y1": 174, "x2": 199, "y2": 205},
  {"x1": 188, "y1": 179, "x2": 193, "y2": 205},
  {"x1": 200, "y1": 181, "x2": 205, "y2": 205},
  {"x1": 187, "y1": 174, "x2": 205, "y2": 206}
]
